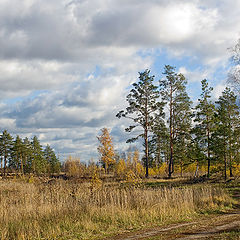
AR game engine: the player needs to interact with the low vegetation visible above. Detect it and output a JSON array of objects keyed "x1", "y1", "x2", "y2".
[{"x1": 0, "y1": 178, "x2": 235, "y2": 240}]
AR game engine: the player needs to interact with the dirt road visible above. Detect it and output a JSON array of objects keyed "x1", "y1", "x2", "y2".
[
  {"x1": 107, "y1": 185, "x2": 240, "y2": 240},
  {"x1": 106, "y1": 212, "x2": 239, "y2": 240}
]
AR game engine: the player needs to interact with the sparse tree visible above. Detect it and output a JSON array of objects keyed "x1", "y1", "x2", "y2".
[
  {"x1": 116, "y1": 70, "x2": 161, "y2": 177},
  {"x1": 150, "y1": 108, "x2": 168, "y2": 167},
  {"x1": 159, "y1": 65, "x2": 192, "y2": 178},
  {"x1": 193, "y1": 79, "x2": 215, "y2": 178}
]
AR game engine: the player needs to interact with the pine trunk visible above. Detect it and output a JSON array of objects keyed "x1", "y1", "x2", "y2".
[
  {"x1": 169, "y1": 86, "x2": 174, "y2": 178},
  {"x1": 4, "y1": 153, "x2": 7, "y2": 176},
  {"x1": 145, "y1": 128, "x2": 149, "y2": 178},
  {"x1": 207, "y1": 120, "x2": 210, "y2": 178}
]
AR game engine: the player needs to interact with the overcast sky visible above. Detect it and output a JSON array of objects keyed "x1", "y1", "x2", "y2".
[{"x1": 0, "y1": 0, "x2": 240, "y2": 162}]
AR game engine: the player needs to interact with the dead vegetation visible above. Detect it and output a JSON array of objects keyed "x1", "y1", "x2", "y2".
[{"x1": 0, "y1": 178, "x2": 234, "y2": 240}]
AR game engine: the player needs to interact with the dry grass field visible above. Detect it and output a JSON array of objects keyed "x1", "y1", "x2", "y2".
[{"x1": 0, "y1": 178, "x2": 235, "y2": 240}]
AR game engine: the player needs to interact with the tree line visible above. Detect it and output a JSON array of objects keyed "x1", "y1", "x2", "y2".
[
  {"x1": 116, "y1": 65, "x2": 240, "y2": 180},
  {"x1": 0, "y1": 130, "x2": 60, "y2": 175}
]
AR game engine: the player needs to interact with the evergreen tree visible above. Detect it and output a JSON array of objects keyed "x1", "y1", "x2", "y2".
[
  {"x1": 116, "y1": 69, "x2": 161, "y2": 177},
  {"x1": 44, "y1": 145, "x2": 60, "y2": 174},
  {"x1": 159, "y1": 65, "x2": 192, "y2": 177},
  {"x1": 150, "y1": 109, "x2": 168, "y2": 167},
  {"x1": 0, "y1": 130, "x2": 13, "y2": 175},
  {"x1": 22, "y1": 137, "x2": 33, "y2": 173},
  {"x1": 0, "y1": 131, "x2": 59, "y2": 175},
  {"x1": 10, "y1": 135, "x2": 25, "y2": 174},
  {"x1": 213, "y1": 88, "x2": 239, "y2": 180},
  {"x1": 31, "y1": 136, "x2": 46, "y2": 174},
  {"x1": 193, "y1": 79, "x2": 215, "y2": 178},
  {"x1": 173, "y1": 88, "x2": 193, "y2": 175}
]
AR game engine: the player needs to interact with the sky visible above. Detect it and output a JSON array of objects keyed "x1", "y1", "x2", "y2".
[{"x1": 0, "y1": 0, "x2": 240, "y2": 162}]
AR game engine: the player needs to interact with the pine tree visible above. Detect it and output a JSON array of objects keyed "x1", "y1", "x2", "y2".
[
  {"x1": 0, "y1": 130, "x2": 13, "y2": 175},
  {"x1": 97, "y1": 128, "x2": 115, "y2": 173},
  {"x1": 116, "y1": 70, "x2": 160, "y2": 177},
  {"x1": 150, "y1": 108, "x2": 168, "y2": 167},
  {"x1": 10, "y1": 135, "x2": 25, "y2": 174},
  {"x1": 213, "y1": 88, "x2": 239, "y2": 180},
  {"x1": 22, "y1": 137, "x2": 33, "y2": 173},
  {"x1": 44, "y1": 145, "x2": 61, "y2": 174},
  {"x1": 173, "y1": 89, "x2": 193, "y2": 175},
  {"x1": 31, "y1": 136, "x2": 46, "y2": 174},
  {"x1": 159, "y1": 65, "x2": 192, "y2": 177},
  {"x1": 193, "y1": 79, "x2": 215, "y2": 178}
]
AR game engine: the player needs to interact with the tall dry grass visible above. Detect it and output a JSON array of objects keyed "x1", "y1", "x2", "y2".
[{"x1": 0, "y1": 179, "x2": 233, "y2": 240}]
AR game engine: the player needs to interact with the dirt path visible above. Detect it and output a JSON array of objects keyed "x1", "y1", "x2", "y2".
[
  {"x1": 176, "y1": 214, "x2": 240, "y2": 240},
  {"x1": 107, "y1": 186, "x2": 240, "y2": 240},
  {"x1": 106, "y1": 212, "x2": 240, "y2": 240}
]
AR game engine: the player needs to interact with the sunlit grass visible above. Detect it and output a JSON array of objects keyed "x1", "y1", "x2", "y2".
[{"x1": 0, "y1": 179, "x2": 234, "y2": 240}]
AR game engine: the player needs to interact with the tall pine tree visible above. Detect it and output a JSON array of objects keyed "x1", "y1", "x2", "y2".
[
  {"x1": 10, "y1": 135, "x2": 25, "y2": 174},
  {"x1": 193, "y1": 79, "x2": 215, "y2": 178},
  {"x1": 31, "y1": 136, "x2": 46, "y2": 174},
  {"x1": 116, "y1": 70, "x2": 161, "y2": 177},
  {"x1": 159, "y1": 65, "x2": 192, "y2": 178},
  {"x1": 213, "y1": 88, "x2": 239, "y2": 179},
  {"x1": 44, "y1": 145, "x2": 61, "y2": 174},
  {"x1": 0, "y1": 130, "x2": 13, "y2": 175}
]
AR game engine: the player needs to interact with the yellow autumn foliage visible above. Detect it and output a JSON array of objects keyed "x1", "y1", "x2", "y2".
[
  {"x1": 97, "y1": 128, "x2": 115, "y2": 173},
  {"x1": 135, "y1": 162, "x2": 145, "y2": 177},
  {"x1": 233, "y1": 163, "x2": 240, "y2": 177},
  {"x1": 125, "y1": 169, "x2": 142, "y2": 186},
  {"x1": 184, "y1": 162, "x2": 198, "y2": 175},
  {"x1": 90, "y1": 170, "x2": 102, "y2": 190},
  {"x1": 115, "y1": 159, "x2": 127, "y2": 178},
  {"x1": 148, "y1": 168, "x2": 156, "y2": 177},
  {"x1": 64, "y1": 156, "x2": 86, "y2": 177}
]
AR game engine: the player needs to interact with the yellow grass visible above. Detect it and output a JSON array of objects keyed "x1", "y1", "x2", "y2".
[{"x1": 0, "y1": 179, "x2": 233, "y2": 240}]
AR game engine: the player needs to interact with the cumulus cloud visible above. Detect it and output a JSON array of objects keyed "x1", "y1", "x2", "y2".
[
  {"x1": 0, "y1": 0, "x2": 239, "y2": 161},
  {"x1": 179, "y1": 67, "x2": 211, "y2": 83}
]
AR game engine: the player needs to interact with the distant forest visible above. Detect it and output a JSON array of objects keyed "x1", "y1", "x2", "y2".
[{"x1": 0, "y1": 131, "x2": 60, "y2": 175}]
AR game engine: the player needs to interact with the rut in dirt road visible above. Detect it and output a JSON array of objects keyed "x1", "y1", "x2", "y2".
[
  {"x1": 106, "y1": 212, "x2": 240, "y2": 240},
  {"x1": 110, "y1": 221, "x2": 198, "y2": 240},
  {"x1": 107, "y1": 183, "x2": 240, "y2": 240},
  {"x1": 177, "y1": 219, "x2": 240, "y2": 240}
]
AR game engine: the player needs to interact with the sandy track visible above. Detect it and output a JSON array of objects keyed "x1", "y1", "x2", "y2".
[
  {"x1": 106, "y1": 212, "x2": 240, "y2": 240},
  {"x1": 106, "y1": 184, "x2": 240, "y2": 240},
  {"x1": 177, "y1": 218, "x2": 240, "y2": 240}
]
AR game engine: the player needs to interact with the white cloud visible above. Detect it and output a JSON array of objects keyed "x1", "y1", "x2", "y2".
[
  {"x1": 0, "y1": 0, "x2": 239, "y2": 161},
  {"x1": 0, "y1": 118, "x2": 16, "y2": 131},
  {"x1": 179, "y1": 67, "x2": 210, "y2": 83},
  {"x1": 212, "y1": 82, "x2": 227, "y2": 99}
]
